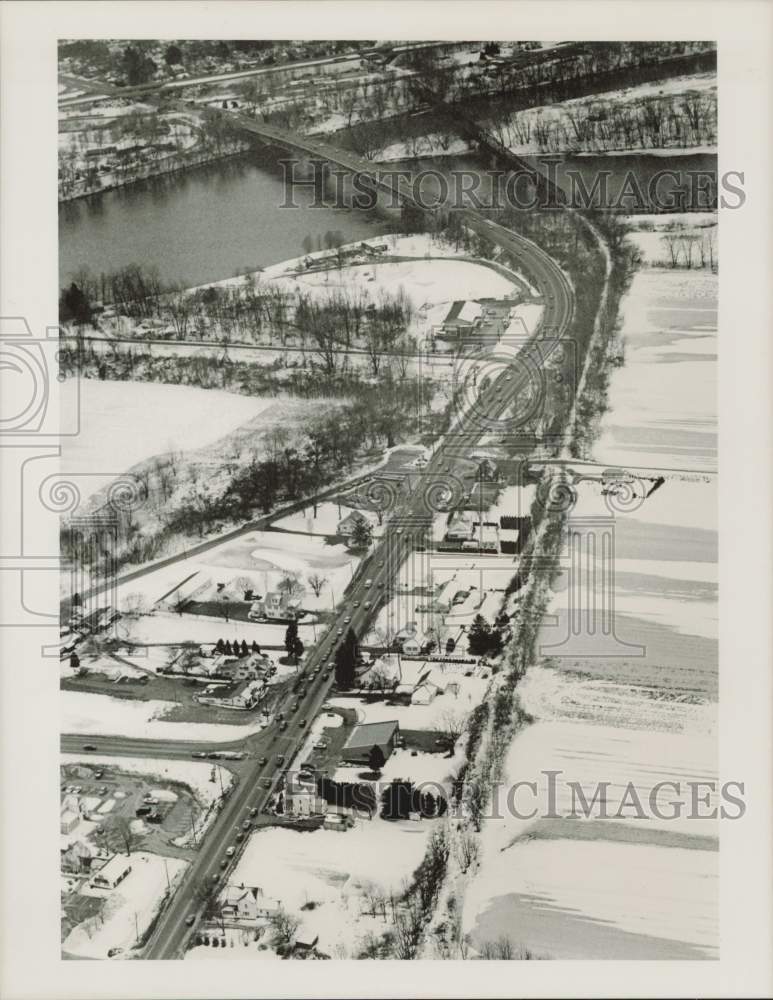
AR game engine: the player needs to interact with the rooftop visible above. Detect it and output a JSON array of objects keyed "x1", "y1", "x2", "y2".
[{"x1": 343, "y1": 719, "x2": 400, "y2": 751}]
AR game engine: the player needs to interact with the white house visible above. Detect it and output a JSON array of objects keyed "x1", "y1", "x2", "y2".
[
  {"x1": 60, "y1": 809, "x2": 80, "y2": 835},
  {"x1": 90, "y1": 854, "x2": 132, "y2": 890},
  {"x1": 284, "y1": 788, "x2": 327, "y2": 818},
  {"x1": 221, "y1": 885, "x2": 280, "y2": 922}
]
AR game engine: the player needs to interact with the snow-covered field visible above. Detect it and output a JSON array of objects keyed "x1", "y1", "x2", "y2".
[
  {"x1": 61, "y1": 689, "x2": 266, "y2": 742},
  {"x1": 269, "y1": 259, "x2": 516, "y2": 312},
  {"x1": 225, "y1": 819, "x2": 433, "y2": 957},
  {"x1": 595, "y1": 269, "x2": 717, "y2": 472},
  {"x1": 63, "y1": 852, "x2": 188, "y2": 959},
  {"x1": 60, "y1": 380, "x2": 272, "y2": 504}
]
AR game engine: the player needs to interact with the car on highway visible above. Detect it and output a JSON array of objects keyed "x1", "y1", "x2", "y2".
[
  {"x1": 337, "y1": 628, "x2": 343, "y2": 636},
  {"x1": 352, "y1": 600, "x2": 359, "y2": 608},
  {"x1": 276, "y1": 754, "x2": 285, "y2": 764},
  {"x1": 261, "y1": 777, "x2": 272, "y2": 788},
  {"x1": 259, "y1": 756, "x2": 267, "y2": 765},
  {"x1": 365, "y1": 578, "x2": 373, "y2": 587},
  {"x1": 363, "y1": 600, "x2": 371, "y2": 609},
  {"x1": 293, "y1": 701, "x2": 300, "y2": 711},
  {"x1": 226, "y1": 846, "x2": 236, "y2": 857},
  {"x1": 343, "y1": 616, "x2": 351, "y2": 624},
  {"x1": 299, "y1": 719, "x2": 307, "y2": 728},
  {"x1": 191, "y1": 751, "x2": 207, "y2": 759},
  {"x1": 250, "y1": 807, "x2": 258, "y2": 817},
  {"x1": 82, "y1": 744, "x2": 97, "y2": 752},
  {"x1": 185, "y1": 914, "x2": 196, "y2": 927},
  {"x1": 279, "y1": 720, "x2": 288, "y2": 731}
]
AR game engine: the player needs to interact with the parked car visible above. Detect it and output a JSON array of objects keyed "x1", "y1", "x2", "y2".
[
  {"x1": 365, "y1": 579, "x2": 373, "y2": 588},
  {"x1": 249, "y1": 807, "x2": 258, "y2": 817},
  {"x1": 299, "y1": 719, "x2": 307, "y2": 728},
  {"x1": 259, "y1": 757, "x2": 267, "y2": 765},
  {"x1": 343, "y1": 616, "x2": 351, "y2": 624},
  {"x1": 226, "y1": 846, "x2": 236, "y2": 857},
  {"x1": 261, "y1": 778, "x2": 271, "y2": 788},
  {"x1": 82, "y1": 744, "x2": 97, "y2": 752},
  {"x1": 242, "y1": 820, "x2": 251, "y2": 830},
  {"x1": 220, "y1": 859, "x2": 228, "y2": 869},
  {"x1": 192, "y1": 752, "x2": 207, "y2": 759},
  {"x1": 185, "y1": 914, "x2": 196, "y2": 927},
  {"x1": 276, "y1": 755, "x2": 285, "y2": 764},
  {"x1": 236, "y1": 832, "x2": 244, "y2": 842}
]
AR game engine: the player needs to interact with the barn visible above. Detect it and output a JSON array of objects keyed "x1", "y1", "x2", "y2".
[{"x1": 340, "y1": 720, "x2": 400, "y2": 765}]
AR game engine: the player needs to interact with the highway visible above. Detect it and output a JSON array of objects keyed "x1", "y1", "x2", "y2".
[
  {"x1": 57, "y1": 83, "x2": 574, "y2": 958},
  {"x1": 136, "y1": 207, "x2": 572, "y2": 958}
]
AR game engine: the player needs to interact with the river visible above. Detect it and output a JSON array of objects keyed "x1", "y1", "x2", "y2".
[
  {"x1": 58, "y1": 148, "x2": 390, "y2": 289},
  {"x1": 59, "y1": 147, "x2": 716, "y2": 290}
]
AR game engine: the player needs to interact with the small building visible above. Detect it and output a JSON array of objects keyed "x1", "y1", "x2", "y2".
[
  {"x1": 401, "y1": 632, "x2": 428, "y2": 656},
  {"x1": 249, "y1": 591, "x2": 301, "y2": 622},
  {"x1": 341, "y1": 720, "x2": 400, "y2": 766},
  {"x1": 323, "y1": 813, "x2": 348, "y2": 832},
  {"x1": 221, "y1": 885, "x2": 280, "y2": 922},
  {"x1": 336, "y1": 509, "x2": 372, "y2": 539},
  {"x1": 284, "y1": 788, "x2": 328, "y2": 818},
  {"x1": 359, "y1": 652, "x2": 402, "y2": 690},
  {"x1": 90, "y1": 855, "x2": 132, "y2": 890},
  {"x1": 439, "y1": 300, "x2": 484, "y2": 339},
  {"x1": 60, "y1": 809, "x2": 80, "y2": 835}
]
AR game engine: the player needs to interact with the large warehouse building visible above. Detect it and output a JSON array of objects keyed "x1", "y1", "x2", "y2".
[{"x1": 340, "y1": 720, "x2": 400, "y2": 765}]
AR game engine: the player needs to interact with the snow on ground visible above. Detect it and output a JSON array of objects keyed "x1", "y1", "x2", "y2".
[
  {"x1": 122, "y1": 610, "x2": 318, "y2": 647},
  {"x1": 328, "y1": 673, "x2": 489, "y2": 731},
  {"x1": 114, "y1": 528, "x2": 361, "y2": 624},
  {"x1": 594, "y1": 269, "x2": 717, "y2": 472},
  {"x1": 467, "y1": 838, "x2": 717, "y2": 960},
  {"x1": 269, "y1": 259, "x2": 516, "y2": 312},
  {"x1": 335, "y1": 745, "x2": 465, "y2": 791},
  {"x1": 60, "y1": 753, "x2": 233, "y2": 807},
  {"x1": 63, "y1": 852, "x2": 188, "y2": 959},
  {"x1": 462, "y1": 664, "x2": 718, "y2": 959},
  {"x1": 61, "y1": 689, "x2": 266, "y2": 743},
  {"x1": 60, "y1": 380, "x2": 272, "y2": 503},
  {"x1": 228, "y1": 819, "x2": 433, "y2": 956}
]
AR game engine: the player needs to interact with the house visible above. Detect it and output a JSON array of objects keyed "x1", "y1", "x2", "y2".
[
  {"x1": 341, "y1": 720, "x2": 400, "y2": 765},
  {"x1": 249, "y1": 591, "x2": 301, "y2": 622},
  {"x1": 444, "y1": 512, "x2": 474, "y2": 543},
  {"x1": 401, "y1": 632, "x2": 428, "y2": 656},
  {"x1": 411, "y1": 681, "x2": 440, "y2": 705},
  {"x1": 90, "y1": 854, "x2": 132, "y2": 890},
  {"x1": 336, "y1": 509, "x2": 372, "y2": 539},
  {"x1": 439, "y1": 300, "x2": 484, "y2": 338},
  {"x1": 221, "y1": 885, "x2": 280, "y2": 922},
  {"x1": 358, "y1": 653, "x2": 402, "y2": 690},
  {"x1": 284, "y1": 788, "x2": 328, "y2": 818},
  {"x1": 60, "y1": 809, "x2": 80, "y2": 835}
]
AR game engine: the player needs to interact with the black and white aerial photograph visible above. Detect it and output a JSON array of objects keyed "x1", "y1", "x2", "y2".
[{"x1": 1, "y1": 2, "x2": 772, "y2": 997}]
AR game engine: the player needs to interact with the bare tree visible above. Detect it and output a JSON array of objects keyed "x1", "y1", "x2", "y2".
[{"x1": 306, "y1": 572, "x2": 328, "y2": 598}]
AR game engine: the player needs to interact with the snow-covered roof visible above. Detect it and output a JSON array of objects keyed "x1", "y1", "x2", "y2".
[{"x1": 343, "y1": 720, "x2": 400, "y2": 751}]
